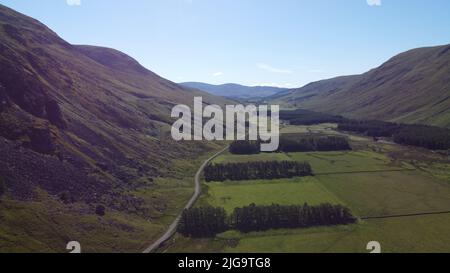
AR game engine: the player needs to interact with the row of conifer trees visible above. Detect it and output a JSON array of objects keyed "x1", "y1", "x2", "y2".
[
  {"x1": 204, "y1": 160, "x2": 313, "y2": 182},
  {"x1": 178, "y1": 203, "x2": 357, "y2": 238}
]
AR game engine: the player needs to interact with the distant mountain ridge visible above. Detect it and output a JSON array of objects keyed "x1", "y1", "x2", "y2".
[
  {"x1": 180, "y1": 82, "x2": 288, "y2": 99},
  {"x1": 271, "y1": 44, "x2": 450, "y2": 128}
]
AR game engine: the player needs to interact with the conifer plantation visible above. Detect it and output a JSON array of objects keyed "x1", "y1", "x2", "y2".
[
  {"x1": 204, "y1": 161, "x2": 313, "y2": 182},
  {"x1": 178, "y1": 207, "x2": 229, "y2": 238},
  {"x1": 338, "y1": 120, "x2": 450, "y2": 150},
  {"x1": 178, "y1": 203, "x2": 357, "y2": 237}
]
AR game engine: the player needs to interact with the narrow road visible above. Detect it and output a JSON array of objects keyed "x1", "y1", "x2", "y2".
[{"x1": 142, "y1": 146, "x2": 229, "y2": 253}]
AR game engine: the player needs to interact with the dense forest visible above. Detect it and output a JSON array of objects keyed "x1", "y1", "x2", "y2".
[
  {"x1": 229, "y1": 140, "x2": 260, "y2": 155},
  {"x1": 338, "y1": 120, "x2": 450, "y2": 150},
  {"x1": 178, "y1": 203, "x2": 356, "y2": 237},
  {"x1": 280, "y1": 109, "x2": 345, "y2": 125},
  {"x1": 337, "y1": 120, "x2": 401, "y2": 137},
  {"x1": 204, "y1": 161, "x2": 313, "y2": 182},
  {"x1": 393, "y1": 125, "x2": 450, "y2": 150},
  {"x1": 279, "y1": 135, "x2": 351, "y2": 152}
]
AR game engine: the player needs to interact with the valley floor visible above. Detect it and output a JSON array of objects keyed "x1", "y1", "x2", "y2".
[{"x1": 159, "y1": 124, "x2": 450, "y2": 253}]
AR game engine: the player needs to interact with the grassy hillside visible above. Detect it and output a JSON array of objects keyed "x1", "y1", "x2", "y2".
[{"x1": 271, "y1": 45, "x2": 450, "y2": 128}]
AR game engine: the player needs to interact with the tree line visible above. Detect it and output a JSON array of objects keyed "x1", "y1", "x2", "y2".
[
  {"x1": 278, "y1": 135, "x2": 351, "y2": 152},
  {"x1": 279, "y1": 109, "x2": 450, "y2": 150},
  {"x1": 204, "y1": 161, "x2": 313, "y2": 182},
  {"x1": 337, "y1": 120, "x2": 400, "y2": 137},
  {"x1": 338, "y1": 120, "x2": 450, "y2": 150},
  {"x1": 178, "y1": 207, "x2": 228, "y2": 238},
  {"x1": 229, "y1": 135, "x2": 351, "y2": 155},
  {"x1": 229, "y1": 140, "x2": 260, "y2": 155},
  {"x1": 393, "y1": 125, "x2": 450, "y2": 150},
  {"x1": 280, "y1": 109, "x2": 345, "y2": 125},
  {"x1": 178, "y1": 203, "x2": 356, "y2": 238}
]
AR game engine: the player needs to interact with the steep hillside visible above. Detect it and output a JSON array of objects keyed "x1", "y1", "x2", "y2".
[
  {"x1": 180, "y1": 82, "x2": 287, "y2": 100},
  {"x1": 0, "y1": 4, "x2": 231, "y2": 251},
  {"x1": 271, "y1": 45, "x2": 450, "y2": 128}
]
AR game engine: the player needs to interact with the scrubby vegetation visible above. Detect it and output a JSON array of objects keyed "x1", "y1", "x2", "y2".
[
  {"x1": 178, "y1": 203, "x2": 356, "y2": 237},
  {"x1": 95, "y1": 205, "x2": 106, "y2": 217},
  {"x1": 204, "y1": 161, "x2": 313, "y2": 182}
]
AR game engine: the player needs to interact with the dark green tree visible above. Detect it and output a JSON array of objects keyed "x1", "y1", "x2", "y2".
[
  {"x1": 95, "y1": 205, "x2": 106, "y2": 216},
  {"x1": 0, "y1": 177, "x2": 5, "y2": 198}
]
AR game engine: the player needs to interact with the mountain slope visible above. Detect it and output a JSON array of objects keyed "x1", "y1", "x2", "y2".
[
  {"x1": 271, "y1": 45, "x2": 450, "y2": 128},
  {"x1": 0, "y1": 5, "x2": 237, "y2": 252},
  {"x1": 0, "y1": 4, "x2": 233, "y2": 251},
  {"x1": 180, "y1": 82, "x2": 287, "y2": 99}
]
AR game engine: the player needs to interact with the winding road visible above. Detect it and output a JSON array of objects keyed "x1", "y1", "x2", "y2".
[{"x1": 143, "y1": 146, "x2": 229, "y2": 253}]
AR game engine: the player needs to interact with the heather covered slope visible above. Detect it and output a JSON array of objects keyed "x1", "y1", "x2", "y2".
[
  {"x1": 0, "y1": 5, "x2": 226, "y2": 206},
  {"x1": 0, "y1": 3, "x2": 235, "y2": 251},
  {"x1": 271, "y1": 45, "x2": 450, "y2": 128}
]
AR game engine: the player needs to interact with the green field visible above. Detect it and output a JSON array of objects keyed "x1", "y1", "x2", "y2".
[
  {"x1": 205, "y1": 177, "x2": 343, "y2": 213},
  {"x1": 221, "y1": 214, "x2": 450, "y2": 253},
  {"x1": 165, "y1": 124, "x2": 450, "y2": 253},
  {"x1": 317, "y1": 171, "x2": 450, "y2": 217},
  {"x1": 214, "y1": 150, "x2": 407, "y2": 174}
]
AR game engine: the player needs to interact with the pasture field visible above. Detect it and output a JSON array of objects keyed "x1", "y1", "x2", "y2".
[
  {"x1": 317, "y1": 171, "x2": 450, "y2": 217},
  {"x1": 221, "y1": 214, "x2": 450, "y2": 253},
  {"x1": 204, "y1": 177, "x2": 343, "y2": 213},
  {"x1": 164, "y1": 125, "x2": 450, "y2": 253},
  {"x1": 214, "y1": 150, "x2": 408, "y2": 174},
  {"x1": 287, "y1": 150, "x2": 406, "y2": 174}
]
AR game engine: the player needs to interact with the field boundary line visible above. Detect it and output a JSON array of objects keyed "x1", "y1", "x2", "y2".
[
  {"x1": 314, "y1": 168, "x2": 415, "y2": 176},
  {"x1": 361, "y1": 210, "x2": 450, "y2": 220}
]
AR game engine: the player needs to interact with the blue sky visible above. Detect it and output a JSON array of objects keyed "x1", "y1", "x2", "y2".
[{"x1": 1, "y1": 0, "x2": 450, "y2": 88}]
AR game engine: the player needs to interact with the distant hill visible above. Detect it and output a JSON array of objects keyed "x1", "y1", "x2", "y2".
[
  {"x1": 180, "y1": 82, "x2": 288, "y2": 99},
  {"x1": 271, "y1": 44, "x2": 450, "y2": 128}
]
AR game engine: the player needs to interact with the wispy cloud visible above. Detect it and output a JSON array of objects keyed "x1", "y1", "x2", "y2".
[
  {"x1": 66, "y1": 0, "x2": 81, "y2": 6},
  {"x1": 367, "y1": 0, "x2": 381, "y2": 6},
  {"x1": 257, "y1": 63, "x2": 293, "y2": 74},
  {"x1": 212, "y1": 72, "x2": 224, "y2": 77}
]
